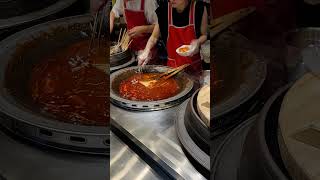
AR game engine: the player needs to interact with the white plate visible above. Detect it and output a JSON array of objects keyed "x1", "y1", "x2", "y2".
[{"x1": 176, "y1": 45, "x2": 192, "y2": 57}]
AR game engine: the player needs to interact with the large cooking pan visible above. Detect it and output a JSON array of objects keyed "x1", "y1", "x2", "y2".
[
  {"x1": 110, "y1": 49, "x2": 132, "y2": 66},
  {"x1": 0, "y1": 0, "x2": 78, "y2": 30},
  {"x1": 238, "y1": 85, "x2": 292, "y2": 180},
  {"x1": 0, "y1": 15, "x2": 109, "y2": 155},
  {"x1": 213, "y1": 46, "x2": 266, "y2": 130},
  {"x1": 109, "y1": 28, "x2": 136, "y2": 72},
  {"x1": 110, "y1": 43, "x2": 135, "y2": 72},
  {"x1": 175, "y1": 88, "x2": 210, "y2": 177},
  {"x1": 212, "y1": 86, "x2": 292, "y2": 180},
  {"x1": 110, "y1": 65, "x2": 194, "y2": 111}
]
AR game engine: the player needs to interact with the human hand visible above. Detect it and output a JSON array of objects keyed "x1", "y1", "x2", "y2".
[
  {"x1": 137, "y1": 49, "x2": 151, "y2": 66},
  {"x1": 188, "y1": 39, "x2": 200, "y2": 57},
  {"x1": 128, "y1": 26, "x2": 145, "y2": 38}
]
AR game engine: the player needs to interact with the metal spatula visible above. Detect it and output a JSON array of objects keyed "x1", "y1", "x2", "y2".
[{"x1": 139, "y1": 64, "x2": 190, "y2": 87}]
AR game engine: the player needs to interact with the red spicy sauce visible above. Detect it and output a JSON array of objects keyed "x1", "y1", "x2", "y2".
[
  {"x1": 119, "y1": 73, "x2": 180, "y2": 101},
  {"x1": 29, "y1": 40, "x2": 109, "y2": 126}
]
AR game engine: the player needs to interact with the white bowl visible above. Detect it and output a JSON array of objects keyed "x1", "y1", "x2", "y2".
[{"x1": 176, "y1": 45, "x2": 192, "y2": 57}]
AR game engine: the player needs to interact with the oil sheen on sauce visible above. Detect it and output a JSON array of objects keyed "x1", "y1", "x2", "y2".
[
  {"x1": 29, "y1": 40, "x2": 109, "y2": 126},
  {"x1": 119, "y1": 73, "x2": 180, "y2": 101}
]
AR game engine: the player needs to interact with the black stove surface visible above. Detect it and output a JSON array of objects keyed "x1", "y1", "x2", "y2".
[
  {"x1": 211, "y1": 116, "x2": 256, "y2": 180},
  {"x1": 0, "y1": 0, "x2": 58, "y2": 19},
  {"x1": 0, "y1": 128, "x2": 108, "y2": 180},
  {"x1": 211, "y1": 115, "x2": 255, "y2": 159}
]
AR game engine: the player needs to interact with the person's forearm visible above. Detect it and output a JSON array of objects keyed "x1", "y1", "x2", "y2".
[
  {"x1": 141, "y1": 24, "x2": 155, "y2": 34},
  {"x1": 110, "y1": 11, "x2": 116, "y2": 33},
  {"x1": 198, "y1": 7, "x2": 208, "y2": 45},
  {"x1": 137, "y1": 24, "x2": 160, "y2": 66},
  {"x1": 198, "y1": 34, "x2": 207, "y2": 45},
  {"x1": 145, "y1": 23, "x2": 160, "y2": 51}
]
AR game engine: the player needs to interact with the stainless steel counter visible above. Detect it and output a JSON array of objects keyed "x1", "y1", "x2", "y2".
[
  {"x1": 110, "y1": 132, "x2": 161, "y2": 180},
  {"x1": 0, "y1": 128, "x2": 108, "y2": 180},
  {"x1": 110, "y1": 99, "x2": 207, "y2": 180}
]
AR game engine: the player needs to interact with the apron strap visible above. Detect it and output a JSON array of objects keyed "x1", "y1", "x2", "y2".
[
  {"x1": 140, "y1": 0, "x2": 145, "y2": 11},
  {"x1": 168, "y1": 2, "x2": 173, "y2": 26},
  {"x1": 189, "y1": 1, "x2": 196, "y2": 25},
  {"x1": 124, "y1": 0, "x2": 127, "y2": 8}
]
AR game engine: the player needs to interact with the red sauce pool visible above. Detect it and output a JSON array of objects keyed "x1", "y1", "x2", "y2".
[
  {"x1": 29, "y1": 40, "x2": 109, "y2": 126},
  {"x1": 119, "y1": 73, "x2": 180, "y2": 101}
]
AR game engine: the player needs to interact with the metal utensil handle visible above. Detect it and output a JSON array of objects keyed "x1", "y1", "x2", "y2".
[
  {"x1": 162, "y1": 64, "x2": 190, "y2": 80},
  {"x1": 211, "y1": 7, "x2": 255, "y2": 38}
]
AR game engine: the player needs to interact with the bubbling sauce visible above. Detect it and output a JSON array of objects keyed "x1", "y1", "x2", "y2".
[
  {"x1": 29, "y1": 40, "x2": 109, "y2": 126},
  {"x1": 119, "y1": 73, "x2": 180, "y2": 101}
]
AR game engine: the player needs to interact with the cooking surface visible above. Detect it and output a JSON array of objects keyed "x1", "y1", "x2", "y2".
[
  {"x1": 213, "y1": 58, "x2": 244, "y2": 103},
  {"x1": 0, "y1": 3, "x2": 111, "y2": 180},
  {"x1": 119, "y1": 73, "x2": 180, "y2": 101},
  {"x1": 111, "y1": 100, "x2": 207, "y2": 180},
  {"x1": 0, "y1": 14, "x2": 109, "y2": 156},
  {"x1": 110, "y1": 132, "x2": 161, "y2": 179},
  {"x1": 110, "y1": 66, "x2": 194, "y2": 111},
  {"x1": 29, "y1": 40, "x2": 109, "y2": 126},
  {"x1": 279, "y1": 73, "x2": 320, "y2": 179},
  {"x1": 0, "y1": 128, "x2": 108, "y2": 180},
  {"x1": 212, "y1": 117, "x2": 256, "y2": 180},
  {"x1": 0, "y1": 0, "x2": 58, "y2": 19}
]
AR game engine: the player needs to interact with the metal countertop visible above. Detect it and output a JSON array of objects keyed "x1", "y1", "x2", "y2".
[{"x1": 110, "y1": 99, "x2": 207, "y2": 180}]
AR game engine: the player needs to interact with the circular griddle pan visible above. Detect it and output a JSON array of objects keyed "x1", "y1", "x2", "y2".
[
  {"x1": 0, "y1": 0, "x2": 77, "y2": 30},
  {"x1": 213, "y1": 47, "x2": 266, "y2": 134},
  {"x1": 110, "y1": 65, "x2": 194, "y2": 111},
  {"x1": 213, "y1": 47, "x2": 266, "y2": 118},
  {"x1": 0, "y1": 15, "x2": 109, "y2": 155},
  {"x1": 213, "y1": 87, "x2": 293, "y2": 180},
  {"x1": 110, "y1": 55, "x2": 136, "y2": 73},
  {"x1": 212, "y1": 116, "x2": 257, "y2": 180},
  {"x1": 238, "y1": 85, "x2": 292, "y2": 180},
  {"x1": 184, "y1": 89, "x2": 209, "y2": 154},
  {"x1": 176, "y1": 91, "x2": 210, "y2": 178}
]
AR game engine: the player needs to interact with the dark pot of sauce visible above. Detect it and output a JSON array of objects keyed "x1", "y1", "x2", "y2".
[
  {"x1": 0, "y1": 15, "x2": 109, "y2": 154},
  {"x1": 0, "y1": 14, "x2": 110, "y2": 132},
  {"x1": 29, "y1": 39, "x2": 109, "y2": 126}
]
